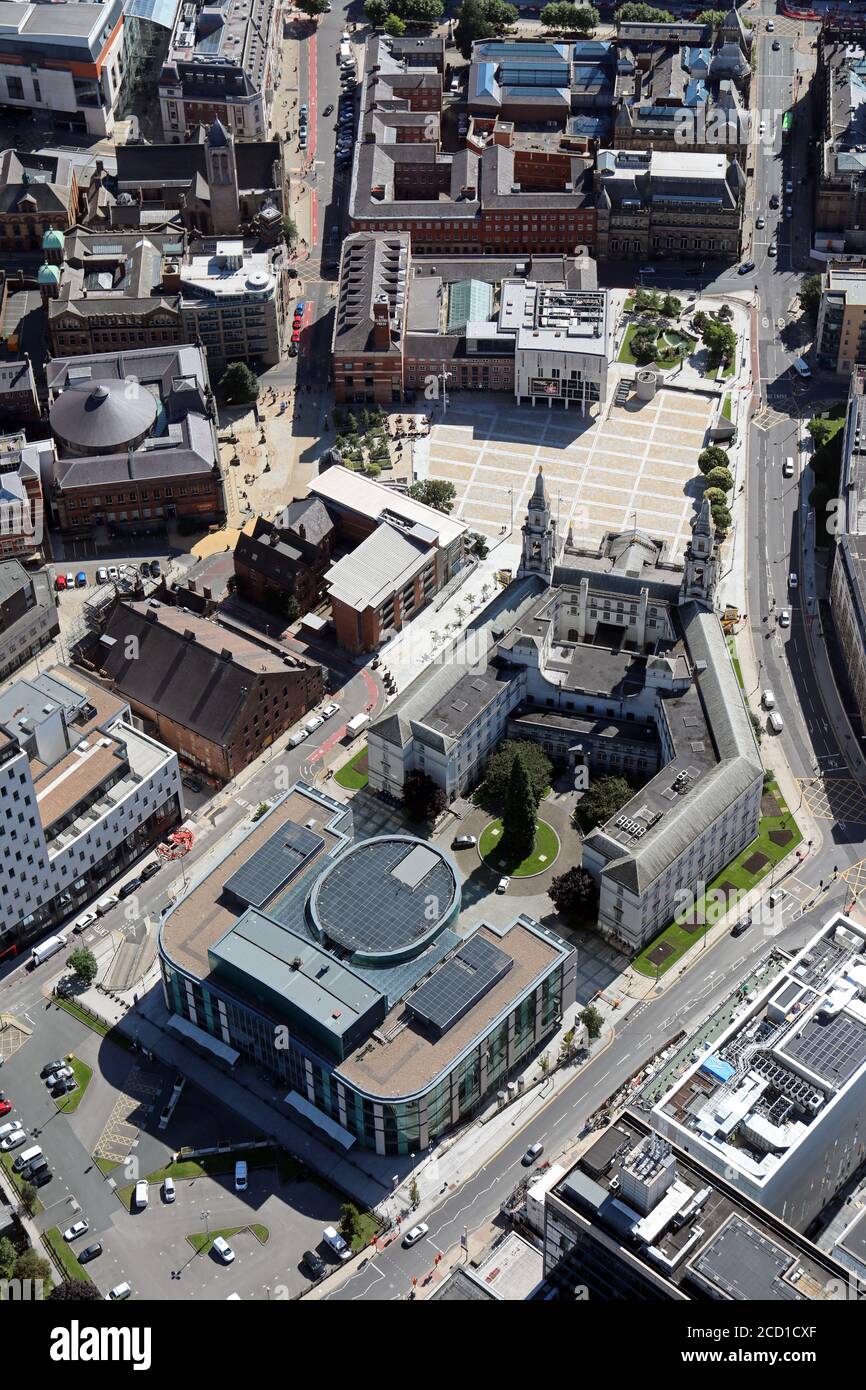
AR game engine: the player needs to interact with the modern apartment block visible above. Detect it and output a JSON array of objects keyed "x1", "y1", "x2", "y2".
[
  {"x1": 650, "y1": 914, "x2": 866, "y2": 1232},
  {"x1": 332, "y1": 234, "x2": 608, "y2": 408},
  {"x1": 816, "y1": 260, "x2": 866, "y2": 372},
  {"x1": 543, "y1": 1115, "x2": 851, "y2": 1300},
  {"x1": 0, "y1": 562, "x2": 59, "y2": 685},
  {"x1": 158, "y1": 0, "x2": 282, "y2": 141},
  {"x1": 0, "y1": 0, "x2": 129, "y2": 137},
  {"x1": 158, "y1": 782, "x2": 575, "y2": 1154},
  {"x1": 0, "y1": 665, "x2": 180, "y2": 960},
  {"x1": 368, "y1": 482, "x2": 761, "y2": 953},
  {"x1": 43, "y1": 344, "x2": 225, "y2": 537},
  {"x1": 830, "y1": 365, "x2": 866, "y2": 729}
]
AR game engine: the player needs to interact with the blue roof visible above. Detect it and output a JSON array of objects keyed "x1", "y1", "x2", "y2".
[
  {"x1": 684, "y1": 79, "x2": 708, "y2": 107},
  {"x1": 572, "y1": 40, "x2": 611, "y2": 59},
  {"x1": 686, "y1": 45, "x2": 711, "y2": 70},
  {"x1": 700, "y1": 1054, "x2": 736, "y2": 1083},
  {"x1": 476, "y1": 61, "x2": 496, "y2": 101},
  {"x1": 124, "y1": 0, "x2": 181, "y2": 28}
]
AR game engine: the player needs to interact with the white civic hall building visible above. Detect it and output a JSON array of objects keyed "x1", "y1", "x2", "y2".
[{"x1": 651, "y1": 914, "x2": 866, "y2": 1232}]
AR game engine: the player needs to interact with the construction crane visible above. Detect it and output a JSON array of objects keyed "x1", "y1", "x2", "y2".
[{"x1": 156, "y1": 828, "x2": 194, "y2": 887}]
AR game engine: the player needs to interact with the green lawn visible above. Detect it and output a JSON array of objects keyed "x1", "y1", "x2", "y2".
[
  {"x1": 633, "y1": 780, "x2": 802, "y2": 978},
  {"x1": 55, "y1": 1055, "x2": 92, "y2": 1113},
  {"x1": 721, "y1": 395, "x2": 732, "y2": 421},
  {"x1": 727, "y1": 637, "x2": 744, "y2": 689},
  {"x1": 44, "y1": 1226, "x2": 94, "y2": 1285},
  {"x1": 347, "y1": 1211, "x2": 380, "y2": 1252},
  {"x1": 618, "y1": 323, "x2": 696, "y2": 368},
  {"x1": 721, "y1": 355, "x2": 737, "y2": 379},
  {"x1": 130, "y1": 1146, "x2": 303, "y2": 1195},
  {"x1": 624, "y1": 295, "x2": 635, "y2": 313},
  {"x1": 334, "y1": 746, "x2": 369, "y2": 790},
  {"x1": 0, "y1": 1153, "x2": 44, "y2": 1214},
  {"x1": 187, "y1": 1226, "x2": 247, "y2": 1255},
  {"x1": 479, "y1": 819, "x2": 561, "y2": 877}
]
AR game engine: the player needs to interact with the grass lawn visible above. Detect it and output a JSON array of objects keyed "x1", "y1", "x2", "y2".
[
  {"x1": 0, "y1": 1153, "x2": 44, "y2": 1215},
  {"x1": 727, "y1": 636, "x2": 744, "y2": 689},
  {"x1": 809, "y1": 400, "x2": 846, "y2": 447},
  {"x1": 187, "y1": 1226, "x2": 247, "y2": 1255},
  {"x1": 479, "y1": 819, "x2": 560, "y2": 877},
  {"x1": 44, "y1": 1226, "x2": 94, "y2": 1285},
  {"x1": 633, "y1": 779, "x2": 802, "y2": 978},
  {"x1": 618, "y1": 323, "x2": 696, "y2": 368},
  {"x1": 95, "y1": 1157, "x2": 119, "y2": 1176},
  {"x1": 348, "y1": 1210, "x2": 380, "y2": 1252},
  {"x1": 624, "y1": 295, "x2": 635, "y2": 313},
  {"x1": 136, "y1": 1146, "x2": 303, "y2": 1193},
  {"x1": 334, "y1": 746, "x2": 369, "y2": 790},
  {"x1": 721, "y1": 355, "x2": 737, "y2": 379},
  {"x1": 721, "y1": 395, "x2": 732, "y2": 422},
  {"x1": 55, "y1": 1055, "x2": 92, "y2": 1113}
]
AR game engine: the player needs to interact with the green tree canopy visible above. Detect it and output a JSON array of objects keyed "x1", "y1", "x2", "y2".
[
  {"x1": 364, "y1": 0, "x2": 391, "y2": 21},
  {"x1": 696, "y1": 9, "x2": 726, "y2": 25},
  {"x1": 384, "y1": 12, "x2": 406, "y2": 33},
  {"x1": 220, "y1": 361, "x2": 259, "y2": 404},
  {"x1": 67, "y1": 946, "x2": 97, "y2": 986},
  {"x1": 407, "y1": 478, "x2": 457, "y2": 512},
  {"x1": 580, "y1": 1003, "x2": 604, "y2": 1040},
  {"x1": 549, "y1": 865, "x2": 599, "y2": 919},
  {"x1": 615, "y1": 3, "x2": 674, "y2": 20},
  {"x1": 295, "y1": 0, "x2": 329, "y2": 13},
  {"x1": 540, "y1": 2, "x2": 598, "y2": 30},
  {"x1": 455, "y1": 0, "x2": 516, "y2": 57},
  {"x1": 701, "y1": 317, "x2": 737, "y2": 366},
  {"x1": 14, "y1": 1249, "x2": 50, "y2": 1283},
  {"x1": 0, "y1": 1237, "x2": 16, "y2": 1280},
  {"x1": 703, "y1": 487, "x2": 728, "y2": 506},
  {"x1": 660, "y1": 293, "x2": 682, "y2": 319},
  {"x1": 698, "y1": 444, "x2": 730, "y2": 474},
  {"x1": 403, "y1": 769, "x2": 447, "y2": 823},
  {"x1": 48, "y1": 1280, "x2": 104, "y2": 1302},
  {"x1": 808, "y1": 417, "x2": 833, "y2": 449},
  {"x1": 798, "y1": 273, "x2": 822, "y2": 324},
  {"x1": 482, "y1": 739, "x2": 552, "y2": 805},
  {"x1": 704, "y1": 466, "x2": 734, "y2": 492},
  {"x1": 573, "y1": 775, "x2": 634, "y2": 834},
  {"x1": 339, "y1": 1202, "x2": 361, "y2": 1242},
  {"x1": 501, "y1": 753, "x2": 537, "y2": 861},
  {"x1": 281, "y1": 215, "x2": 298, "y2": 246}
]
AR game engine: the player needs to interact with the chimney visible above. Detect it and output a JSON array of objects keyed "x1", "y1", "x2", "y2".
[
  {"x1": 372, "y1": 294, "x2": 391, "y2": 350},
  {"x1": 298, "y1": 523, "x2": 306, "y2": 540},
  {"x1": 203, "y1": 586, "x2": 213, "y2": 601},
  {"x1": 219, "y1": 648, "x2": 233, "y2": 662},
  {"x1": 183, "y1": 629, "x2": 195, "y2": 642},
  {"x1": 187, "y1": 579, "x2": 197, "y2": 593},
  {"x1": 146, "y1": 609, "x2": 158, "y2": 624}
]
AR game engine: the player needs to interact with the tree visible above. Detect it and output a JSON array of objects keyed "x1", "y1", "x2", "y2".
[
  {"x1": 631, "y1": 329, "x2": 659, "y2": 364},
  {"x1": 634, "y1": 287, "x2": 661, "y2": 314},
  {"x1": 482, "y1": 739, "x2": 551, "y2": 806},
  {"x1": 615, "y1": 3, "x2": 673, "y2": 19},
  {"x1": 455, "y1": 0, "x2": 516, "y2": 57},
  {"x1": 281, "y1": 214, "x2": 298, "y2": 247},
  {"x1": 48, "y1": 1280, "x2": 104, "y2": 1302},
  {"x1": 408, "y1": 478, "x2": 456, "y2": 513},
  {"x1": 704, "y1": 466, "x2": 734, "y2": 492},
  {"x1": 0, "y1": 1237, "x2": 16, "y2": 1280},
  {"x1": 701, "y1": 317, "x2": 737, "y2": 367},
  {"x1": 540, "y1": 2, "x2": 598, "y2": 29},
  {"x1": 365, "y1": 0, "x2": 391, "y2": 22},
  {"x1": 295, "y1": 0, "x2": 329, "y2": 13},
  {"x1": 692, "y1": 309, "x2": 709, "y2": 332},
  {"x1": 549, "y1": 865, "x2": 598, "y2": 919},
  {"x1": 68, "y1": 946, "x2": 97, "y2": 986},
  {"x1": 501, "y1": 754, "x2": 537, "y2": 862},
  {"x1": 220, "y1": 361, "x2": 259, "y2": 404},
  {"x1": 467, "y1": 530, "x2": 489, "y2": 559},
  {"x1": 703, "y1": 487, "x2": 727, "y2": 506},
  {"x1": 403, "y1": 0, "x2": 445, "y2": 18},
  {"x1": 19, "y1": 1184, "x2": 38, "y2": 1216},
  {"x1": 798, "y1": 273, "x2": 822, "y2": 324},
  {"x1": 14, "y1": 1249, "x2": 50, "y2": 1283},
  {"x1": 573, "y1": 775, "x2": 634, "y2": 834},
  {"x1": 749, "y1": 708, "x2": 763, "y2": 743},
  {"x1": 558, "y1": 1028, "x2": 577, "y2": 1065},
  {"x1": 660, "y1": 293, "x2": 682, "y2": 319},
  {"x1": 698, "y1": 444, "x2": 730, "y2": 475},
  {"x1": 403, "y1": 769, "x2": 447, "y2": 823},
  {"x1": 340, "y1": 1202, "x2": 360, "y2": 1243},
  {"x1": 696, "y1": 9, "x2": 726, "y2": 25},
  {"x1": 717, "y1": 302, "x2": 733, "y2": 321},
  {"x1": 808, "y1": 417, "x2": 833, "y2": 450},
  {"x1": 711, "y1": 503, "x2": 732, "y2": 533},
  {"x1": 580, "y1": 1003, "x2": 603, "y2": 1041},
  {"x1": 409, "y1": 1176, "x2": 420, "y2": 1207},
  {"x1": 384, "y1": 12, "x2": 406, "y2": 33}
]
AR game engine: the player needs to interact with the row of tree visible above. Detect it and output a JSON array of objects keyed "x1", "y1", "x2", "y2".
[
  {"x1": 539, "y1": 3, "x2": 599, "y2": 33},
  {"x1": 697, "y1": 444, "x2": 734, "y2": 535},
  {"x1": 364, "y1": 0, "x2": 445, "y2": 28}
]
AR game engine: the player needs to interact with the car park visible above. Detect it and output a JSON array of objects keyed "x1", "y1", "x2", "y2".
[
  {"x1": 731, "y1": 914, "x2": 752, "y2": 938},
  {"x1": 78, "y1": 1243, "x2": 103, "y2": 1265},
  {"x1": 134, "y1": 1179, "x2": 149, "y2": 1208},
  {"x1": 321, "y1": 702, "x2": 339, "y2": 719},
  {"x1": 403, "y1": 1222, "x2": 429, "y2": 1247},
  {"x1": 452, "y1": 834, "x2": 477, "y2": 849},
  {"x1": 779, "y1": 609, "x2": 790, "y2": 628},
  {"x1": 302, "y1": 1249, "x2": 326, "y2": 1279},
  {"x1": 496, "y1": 876, "x2": 510, "y2": 893},
  {"x1": 521, "y1": 1142, "x2": 544, "y2": 1167},
  {"x1": 761, "y1": 689, "x2": 775, "y2": 709},
  {"x1": 212, "y1": 1236, "x2": 235, "y2": 1263},
  {"x1": 163, "y1": 1177, "x2": 176, "y2": 1203},
  {"x1": 0, "y1": 1130, "x2": 25, "y2": 1152},
  {"x1": 63, "y1": 1219, "x2": 89, "y2": 1242}
]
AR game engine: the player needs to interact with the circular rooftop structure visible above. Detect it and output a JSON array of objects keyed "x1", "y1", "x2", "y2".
[
  {"x1": 308, "y1": 835, "x2": 460, "y2": 965},
  {"x1": 49, "y1": 378, "x2": 158, "y2": 457}
]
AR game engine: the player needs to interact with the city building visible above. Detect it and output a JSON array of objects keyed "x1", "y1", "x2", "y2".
[
  {"x1": 0, "y1": 150, "x2": 80, "y2": 253},
  {"x1": 815, "y1": 260, "x2": 866, "y2": 372},
  {"x1": 114, "y1": 122, "x2": 286, "y2": 239},
  {"x1": 332, "y1": 235, "x2": 608, "y2": 408},
  {"x1": 0, "y1": 359, "x2": 40, "y2": 424},
  {"x1": 816, "y1": 26, "x2": 866, "y2": 254},
  {"x1": 0, "y1": 0, "x2": 130, "y2": 138},
  {"x1": 158, "y1": 781, "x2": 576, "y2": 1153},
  {"x1": 650, "y1": 914, "x2": 866, "y2": 1232},
  {"x1": 172, "y1": 237, "x2": 288, "y2": 368},
  {"x1": 0, "y1": 665, "x2": 180, "y2": 960},
  {"x1": 368, "y1": 480, "x2": 762, "y2": 952},
  {"x1": 594, "y1": 147, "x2": 745, "y2": 262},
  {"x1": 0, "y1": 561, "x2": 59, "y2": 685},
  {"x1": 42, "y1": 344, "x2": 226, "y2": 537},
  {"x1": 158, "y1": 0, "x2": 282, "y2": 141},
  {"x1": 233, "y1": 502, "x2": 336, "y2": 616},
  {"x1": 830, "y1": 365, "x2": 866, "y2": 728},
  {"x1": 80, "y1": 599, "x2": 324, "y2": 784},
  {"x1": 309, "y1": 464, "x2": 468, "y2": 652},
  {"x1": 543, "y1": 1114, "x2": 850, "y2": 1300},
  {"x1": 0, "y1": 431, "x2": 48, "y2": 561}
]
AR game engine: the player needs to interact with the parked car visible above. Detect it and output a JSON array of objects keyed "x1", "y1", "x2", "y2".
[
  {"x1": 149, "y1": 559, "x2": 161, "y2": 578},
  {"x1": 769, "y1": 193, "x2": 779, "y2": 209},
  {"x1": 323, "y1": 1225, "x2": 351, "y2": 1261},
  {"x1": 134, "y1": 1179, "x2": 149, "y2": 1209},
  {"x1": 139, "y1": 861, "x2": 161, "y2": 882},
  {"x1": 772, "y1": 37, "x2": 780, "y2": 49},
  {"x1": 182, "y1": 776, "x2": 203, "y2": 793},
  {"x1": 783, "y1": 457, "x2": 794, "y2": 477},
  {"x1": 402, "y1": 1223, "x2": 429, "y2": 1247},
  {"x1": 302, "y1": 1249, "x2": 326, "y2": 1279},
  {"x1": 789, "y1": 572, "x2": 798, "y2": 589},
  {"x1": 78, "y1": 1243, "x2": 103, "y2": 1265},
  {"x1": 731, "y1": 914, "x2": 752, "y2": 938},
  {"x1": 779, "y1": 609, "x2": 791, "y2": 628},
  {"x1": 738, "y1": 260, "x2": 755, "y2": 275},
  {"x1": 288, "y1": 729, "x2": 307, "y2": 747},
  {"x1": 52, "y1": 1079, "x2": 77, "y2": 1097},
  {"x1": 107, "y1": 566, "x2": 120, "y2": 581},
  {"x1": 305, "y1": 715, "x2": 324, "y2": 733},
  {"x1": 106, "y1": 1282, "x2": 131, "y2": 1300},
  {"x1": 75, "y1": 571, "x2": 87, "y2": 588},
  {"x1": 521, "y1": 1142, "x2": 545, "y2": 1167},
  {"x1": 96, "y1": 567, "x2": 109, "y2": 584},
  {"x1": 452, "y1": 834, "x2": 477, "y2": 849},
  {"x1": 118, "y1": 878, "x2": 140, "y2": 900},
  {"x1": 761, "y1": 689, "x2": 776, "y2": 710},
  {"x1": 45, "y1": 1066, "x2": 72, "y2": 1086},
  {"x1": 63, "y1": 1219, "x2": 89, "y2": 1242},
  {"x1": 323, "y1": 103, "x2": 334, "y2": 116},
  {"x1": 139, "y1": 560, "x2": 151, "y2": 576},
  {"x1": 212, "y1": 1236, "x2": 235, "y2": 1263},
  {"x1": 163, "y1": 1177, "x2": 176, "y2": 1203},
  {"x1": 41, "y1": 1060, "x2": 63, "y2": 1077},
  {"x1": 0, "y1": 1100, "x2": 11, "y2": 1119},
  {"x1": 768, "y1": 711, "x2": 784, "y2": 734},
  {"x1": 33, "y1": 1169, "x2": 53, "y2": 1188},
  {"x1": 496, "y1": 876, "x2": 510, "y2": 894},
  {"x1": 321, "y1": 702, "x2": 340, "y2": 719},
  {"x1": 0, "y1": 1130, "x2": 26, "y2": 1151},
  {"x1": 73, "y1": 909, "x2": 97, "y2": 935},
  {"x1": 54, "y1": 574, "x2": 67, "y2": 591}
]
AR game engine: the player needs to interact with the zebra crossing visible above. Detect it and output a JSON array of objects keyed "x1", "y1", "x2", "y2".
[{"x1": 753, "y1": 405, "x2": 790, "y2": 432}]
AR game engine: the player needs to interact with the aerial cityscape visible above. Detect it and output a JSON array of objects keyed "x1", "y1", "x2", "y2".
[{"x1": 2, "y1": 0, "x2": 866, "y2": 1340}]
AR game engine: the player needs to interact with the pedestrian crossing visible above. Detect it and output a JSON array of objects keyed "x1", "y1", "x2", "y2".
[{"x1": 753, "y1": 406, "x2": 790, "y2": 431}]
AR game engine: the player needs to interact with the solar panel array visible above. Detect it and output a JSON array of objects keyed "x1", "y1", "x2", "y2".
[
  {"x1": 407, "y1": 935, "x2": 513, "y2": 1036},
  {"x1": 313, "y1": 840, "x2": 457, "y2": 959},
  {"x1": 224, "y1": 821, "x2": 324, "y2": 910}
]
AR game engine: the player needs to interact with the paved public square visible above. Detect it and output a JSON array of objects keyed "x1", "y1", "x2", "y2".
[{"x1": 418, "y1": 378, "x2": 716, "y2": 562}]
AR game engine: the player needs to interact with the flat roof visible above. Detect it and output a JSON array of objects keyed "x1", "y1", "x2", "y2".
[{"x1": 310, "y1": 466, "x2": 466, "y2": 549}]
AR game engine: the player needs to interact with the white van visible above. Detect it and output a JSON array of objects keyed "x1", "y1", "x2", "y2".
[
  {"x1": 323, "y1": 1225, "x2": 351, "y2": 1261},
  {"x1": 768, "y1": 711, "x2": 784, "y2": 733},
  {"x1": 234, "y1": 1160, "x2": 248, "y2": 1193},
  {"x1": 13, "y1": 1145, "x2": 42, "y2": 1173},
  {"x1": 97, "y1": 893, "x2": 119, "y2": 915},
  {"x1": 793, "y1": 356, "x2": 811, "y2": 378},
  {"x1": 288, "y1": 729, "x2": 308, "y2": 748},
  {"x1": 106, "y1": 1282, "x2": 131, "y2": 1301},
  {"x1": 0, "y1": 1122, "x2": 20, "y2": 1141}
]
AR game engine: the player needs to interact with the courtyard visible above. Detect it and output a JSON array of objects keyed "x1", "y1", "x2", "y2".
[{"x1": 416, "y1": 376, "x2": 716, "y2": 563}]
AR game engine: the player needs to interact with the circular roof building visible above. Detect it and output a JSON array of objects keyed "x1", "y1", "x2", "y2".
[
  {"x1": 49, "y1": 379, "x2": 158, "y2": 457},
  {"x1": 308, "y1": 835, "x2": 460, "y2": 965}
]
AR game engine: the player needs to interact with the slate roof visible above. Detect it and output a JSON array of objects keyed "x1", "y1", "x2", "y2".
[{"x1": 116, "y1": 138, "x2": 281, "y2": 196}]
